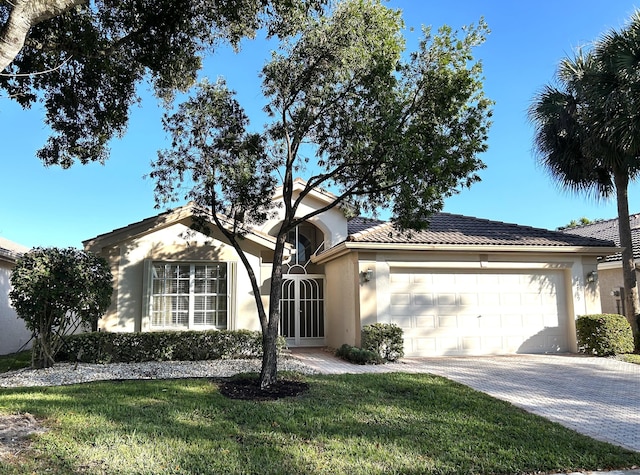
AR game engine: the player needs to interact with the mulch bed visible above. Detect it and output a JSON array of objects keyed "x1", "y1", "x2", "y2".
[{"x1": 217, "y1": 377, "x2": 310, "y2": 401}]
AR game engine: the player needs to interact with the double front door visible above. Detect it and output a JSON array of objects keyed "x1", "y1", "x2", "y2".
[{"x1": 279, "y1": 275, "x2": 325, "y2": 346}]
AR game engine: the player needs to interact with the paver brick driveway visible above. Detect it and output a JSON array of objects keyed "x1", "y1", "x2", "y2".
[{"x1": 293, "y1": 350, "x2": 640, "y2": 453}]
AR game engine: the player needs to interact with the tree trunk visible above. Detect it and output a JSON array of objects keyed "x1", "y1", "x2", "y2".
[
  {"x1": 0, "y1": 0, "x2": 84, "y2": 71},
  {"x1": 614, "y1": 171, "x2": 640, "y2": 350},
  {"x1": 32, "y1": 333, "x2": 55, "y2": 369},
  {"x1": 260, "y1": 233, "x2": 288, "y2": 389}
]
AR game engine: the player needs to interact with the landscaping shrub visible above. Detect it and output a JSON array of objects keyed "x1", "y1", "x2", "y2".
[
  {"x1": 335, "y1": 344, "x2": 383, "y2": 365},
  {"x1": 58, "y1": 330, "x2": 286, "y2": 364},
  {"x1": 576, "y1": 314, "x2": 634, "y2": 356},
  {"x1": 361, "y1": 323, "x2": 404, "y2": 361}
]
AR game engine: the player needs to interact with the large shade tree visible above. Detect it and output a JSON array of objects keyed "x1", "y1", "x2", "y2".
[
  {"x1": 0, "y1": 0, "x2": 325, "y2": 167},
  {"x1": 529, "y1": 11, "x2": 640, "y2": 348},
  {"x1": 151, "y1": 0, "x2": 492, "y2": 388}
]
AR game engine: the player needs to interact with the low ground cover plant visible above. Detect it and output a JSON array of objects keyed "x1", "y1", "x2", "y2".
[
  {"x1": 58, "y1": 330, "x2": 285, "y2": 364},
  {"x1": 335, "y1": 343, "x2": 382, "y2": 364},
  {"x1": 1, "y1": 373, "x2": 639, "y2": 474},
  {"x1": 576, "y1": 314, "x2": 634, "y2": 356},
  {"x1": 336, "y1": 323, "x2": 404, "y2": 364}
]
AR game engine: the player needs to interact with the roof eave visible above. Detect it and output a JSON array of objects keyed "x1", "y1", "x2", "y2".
[
  {"x1": 312, "y1": 242, "x2": 621, "y2": 264},
  {"x1": 83, "y1": 204, "x2": 280, "y2": 252}
]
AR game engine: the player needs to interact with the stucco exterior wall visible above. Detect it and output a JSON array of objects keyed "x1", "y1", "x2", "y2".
[
  {"x1": 594, "y1": 264, "x2": 640, "y2": 316},
  {"x1": 259, "y1": 190, "x2": 348, "y2": 249},
  {"x1": 97, "y1": 221, "x2": 263, "y2": 333},
  {"x1": 323, "y1": 252, "x2": 359, "y2": 349},
  {"x1": 0, "y1": 261, "x2": 31, "y2": 355},
  {"x1": 597, "y1": 267, "x2": 623, "y2": 315}
]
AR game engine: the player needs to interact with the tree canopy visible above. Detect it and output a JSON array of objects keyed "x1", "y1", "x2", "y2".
[
  {"x1": 556, "y1": 217, "x2": 600, "y2": 230},
  {"x1": 0, "y1": 0, "x2": 326, "y2": 167},
  {"x1": 529, "y1": 10, "x2": 640, "y2": 346},
  {"x1": 151, "y1": 0, "x2": 492, "y2": 387},
  {"x1": 9, "y1": 247, "x2": 112, "y2": 368}
]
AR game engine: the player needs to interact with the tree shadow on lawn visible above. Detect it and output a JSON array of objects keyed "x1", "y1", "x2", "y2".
[{"x1": 1, "y1": 373, "x2": 640, "y2": 475}]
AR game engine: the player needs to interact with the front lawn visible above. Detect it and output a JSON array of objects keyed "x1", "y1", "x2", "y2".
[{"x1": 1, "y1": 372, "x2": 639, "y2": 474}]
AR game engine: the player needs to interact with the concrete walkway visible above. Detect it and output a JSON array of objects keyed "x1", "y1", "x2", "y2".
[{"x1": 291, "y1": 348, "x2": 640, "y2": 456}]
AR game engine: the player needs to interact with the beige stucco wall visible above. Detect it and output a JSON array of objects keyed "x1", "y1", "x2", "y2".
[
  {"x1": 95, "y1": 220, "x2": 264, "y2": 333},
  {"x1": 597, "y1": 267, "x2": 623, "y2": 315},
  {"x1": 259, "y1": 190, "x2": 348, "y2": 249},
  {"x1": 323, "y1": 252, "x2": 360, "y2": 349},
  {"x1": 595, "y1": 264, "x2": 640, "y2": 316},
  {"x1": 0, "y1": 260, "x2": 32, "y2": 355}
]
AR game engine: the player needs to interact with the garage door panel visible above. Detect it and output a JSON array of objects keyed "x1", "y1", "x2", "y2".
[
  {"x1": 479, "y1": 293, "x2": 500, "y2": 306},
  {"x1": 390, "y1": 293, "x2": 410, "y2": 305},
  {"x1": 389, "y1": 314, "x2": 412, "y2": 329},
  {"x1": 413, "y1": 294, "x2": 434, "y2": 306},
  {"x1": 459, "y1": 293, "x2": 479, "y2": 307},
  {"x1": 390, "y1": 269, "x2": 568, "y2": 356},
  {"x1": 437, "y1": 294, "x2": 457, "y2": 306},
  {"x1": 416, "y1": 315, "x2": 436, "y2": 328},
  {"x1": 462, "y1": 337, "x2": 481, "y2": 351},
  {"x1": 501, "y1": 293, "x2": 521, "y2": 306},
  {"x1": 479, "y1": 314, "x2": 501, "y2": 327}
]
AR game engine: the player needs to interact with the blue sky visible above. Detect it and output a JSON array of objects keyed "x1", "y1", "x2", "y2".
[{"x1": 2, "y1": 1, "x2": 640, "y2": 249}]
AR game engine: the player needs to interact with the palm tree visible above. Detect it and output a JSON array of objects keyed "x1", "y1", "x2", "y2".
[{"x1": 529, "y1": 13, "x2": 640, "y2": 349}]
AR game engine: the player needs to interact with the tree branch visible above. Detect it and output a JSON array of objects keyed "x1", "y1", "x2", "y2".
[{"x1": 0, "y1": 0, "x2": 85, "y2": 71}]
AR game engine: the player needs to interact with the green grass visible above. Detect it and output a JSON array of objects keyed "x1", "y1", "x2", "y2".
[
  {"x1": 618, "y1": 353, "x2": 640, "y2": 364},
  {"x1": 1, "y1": 373, "x2": 639, "y2": 474},
  {"x1": 0, "y1": 351, "x2": 31, "y2": 373}
]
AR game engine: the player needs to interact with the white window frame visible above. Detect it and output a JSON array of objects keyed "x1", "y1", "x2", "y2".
[{"x1": 143, "y1": 261, "x2": 236, "y2": 331}]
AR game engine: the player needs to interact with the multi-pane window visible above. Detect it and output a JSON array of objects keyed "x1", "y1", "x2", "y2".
[{"x1": 150, "y1": 263, "x2": 227, "y2": 329}]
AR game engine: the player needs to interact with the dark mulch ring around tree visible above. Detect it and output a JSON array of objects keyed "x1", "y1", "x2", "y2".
[{"x1": 216, "y1": 375, "x2": 310, "y2": 401}]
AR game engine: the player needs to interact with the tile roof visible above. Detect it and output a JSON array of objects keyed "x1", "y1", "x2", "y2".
[
  {"x1": 561, "y1": 213, "x2": 640, "y2": 262},
  {"x1": 347, "y1": 213, "x2": 616, "y2": 248},
  {"x1": 0, "y1": 237, "x2": 28, "y2": 264}
]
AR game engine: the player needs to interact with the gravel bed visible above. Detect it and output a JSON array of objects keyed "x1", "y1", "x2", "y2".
[{"x1": 0, "y1": 357, "x2": 318, "y2": 388}]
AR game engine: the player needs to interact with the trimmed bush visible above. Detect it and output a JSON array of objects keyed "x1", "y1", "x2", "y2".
[
  {"x1": 576, "y1": 314, "x2": 634, "y2": 356},
  {"x1": 58, "y1": 330, "x2": 286, "y2": 364},
  {"x1": 335, "y1": 344, "x2": 383, "y2": 365},
  {"x1": 361, "y1": 323, "x2": 404, "y2": 362}
]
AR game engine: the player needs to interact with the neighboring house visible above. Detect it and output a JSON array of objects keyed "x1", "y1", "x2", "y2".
[
  {"x1": 0, "y1": 237, "x2": 32, "y2": 355},
  {"x1": 562, "y1": 214, "x2": 640, "y2": 316},
  {"x1": 84, "y1": 181, "x2": 618, "y2": 356}
]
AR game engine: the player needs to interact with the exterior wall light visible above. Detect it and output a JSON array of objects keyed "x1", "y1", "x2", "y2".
[
  {"x1": 362, "y1": 268, "x2": 373, "y2": 282},
  {"x1": 586, "y1": 271, "x2": 598, "y2": 283}
]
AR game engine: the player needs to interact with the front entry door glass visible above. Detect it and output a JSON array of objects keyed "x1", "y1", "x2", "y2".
[{"x1": 280, "y1": 275, "x2": 325, "y2": 346}]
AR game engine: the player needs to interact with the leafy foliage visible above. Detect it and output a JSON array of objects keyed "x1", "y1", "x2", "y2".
[
  {"x1": 335, "y1": 343, "x2": 383, "y2": 365},
  {"x1": 58, "y1": 329, "x2": 286, "y2": 364},
  {"x1": 9, "y1": 247, "x2": 112, "y2": 368},
  {"x1": 529, "y1": 11, "x2": 640, "y2": 346},
  {"x1": 556, "y1": 217, "x2": 601, "y2": 230},
  {"x1": 0, "y1": 0, "x2": 326, "y2": 166},
  {"x1": 361, "y1": 323, "x2": 404, "y2": 361},
  {"x1": 151, "y1": 0, "x2": 491, "y2": 387},
  {"x1": 576, "y1": 314, "x2": 634, "y2": 356}
]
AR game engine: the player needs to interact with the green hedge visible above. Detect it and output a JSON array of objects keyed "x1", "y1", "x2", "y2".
[
  {"x1": 58, "y1": 330, "x2": 286, "y2": 364},
  {"x1": 361, "y1": 323, "x2": 404, "y2": 362},
  {"x1": 576, "y1": 314, "x2": 633, "y2": 356},
  {"x1": 335, "y1": 344, "x2": 383, "y2": 365}
]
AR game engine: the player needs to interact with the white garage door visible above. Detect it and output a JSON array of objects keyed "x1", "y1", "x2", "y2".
[{"x1": 389, "y1": 269, "x2": 569, "y2": 356}]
